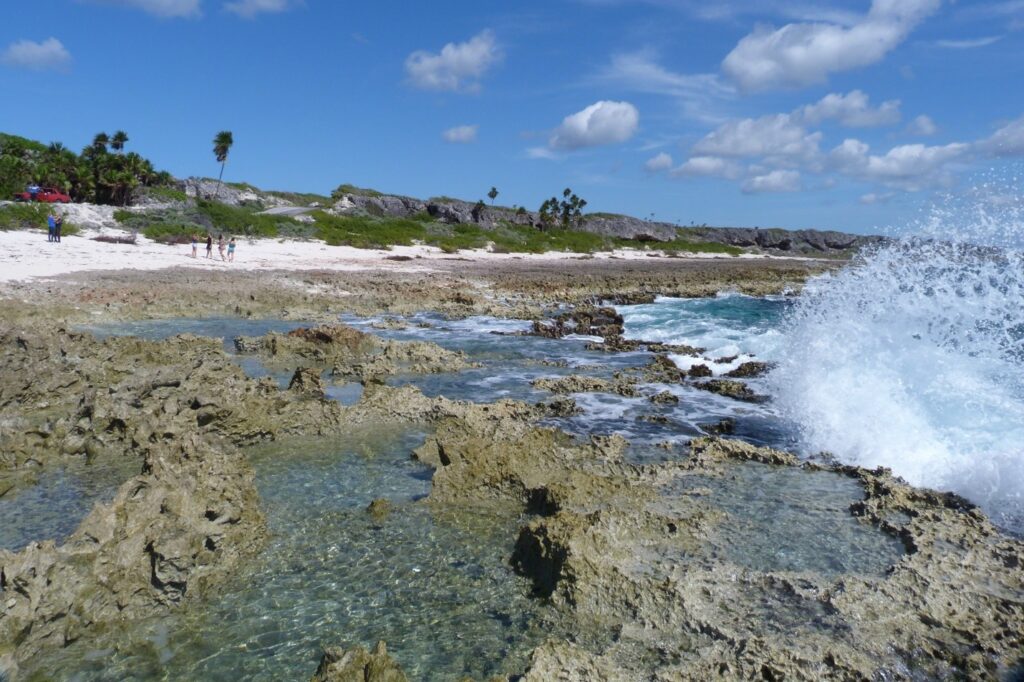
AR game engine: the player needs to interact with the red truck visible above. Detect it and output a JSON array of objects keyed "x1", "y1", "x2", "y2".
[{"x1": 12, "y1": 187, "x2": 72, "y2": 203}]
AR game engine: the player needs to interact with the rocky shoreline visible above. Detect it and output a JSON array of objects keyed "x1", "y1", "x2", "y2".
[{"x1": 1, "y1": 260, "x2": 1021, "y2": 681}]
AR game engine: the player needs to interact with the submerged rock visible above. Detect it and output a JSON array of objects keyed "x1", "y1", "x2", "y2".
[
  {"x1": 366, "y1": 498, "x2": 394, "y2": 520},
  {"x1": 312, "y1": 641, "x2": 408, "y2": 682}
]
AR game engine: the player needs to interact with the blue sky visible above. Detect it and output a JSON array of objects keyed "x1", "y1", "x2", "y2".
[{"x1": 2, "y1": 0, "x2": 1023, "y2": 233}]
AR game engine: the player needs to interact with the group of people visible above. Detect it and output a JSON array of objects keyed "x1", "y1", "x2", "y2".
[
  {"x1": 191, "y1": 233, "x2": 236, "y2": 262},
  {"x1": 46, "y1": 211, "x2": 64, "y2": 243}
]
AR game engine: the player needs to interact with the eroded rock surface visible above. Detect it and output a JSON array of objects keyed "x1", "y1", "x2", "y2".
[
  {"x1": 311, "y1": 640, "x2": 408, "y2": 682},
  {"x1": 234, "y1": 324, "x2": 477, "y2": 381}
]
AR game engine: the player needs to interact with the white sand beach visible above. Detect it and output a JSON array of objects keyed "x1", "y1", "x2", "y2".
[{"x1": 0, "y1": 228, "x2": 783, "y2": 284}]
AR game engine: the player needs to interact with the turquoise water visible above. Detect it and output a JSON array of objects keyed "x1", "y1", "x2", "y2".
[{"x1": 26, "y1": 430, "x2": 559, "y2": 681}]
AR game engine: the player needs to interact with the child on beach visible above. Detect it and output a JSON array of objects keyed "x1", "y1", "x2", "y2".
[
  {"x1": 54, "y1": 214, "x2": 63, "y2": 243},
  {"x1": 191, "y1": 234, "x2": 198, "y2": 258},
  {"x1": 227, "y1": 237, "x2": 236, "y2": 262},
  {"x1": 218, "y1": 234, "x2": 226, "y2": 261},
  {"x1": 205, "y1": 234, "x2": 213, "y2": 259},
  {"x1": 46, "y1": 213, "x2": 55, "y2": 242}
]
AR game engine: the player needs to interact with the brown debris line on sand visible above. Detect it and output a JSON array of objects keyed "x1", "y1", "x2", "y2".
[
  {"x1": 411, "y1": 399, "x2": 1024, "y2": 681},
  {"x1": 233, "y1": 323, "x2": 478, "y2": 381}
]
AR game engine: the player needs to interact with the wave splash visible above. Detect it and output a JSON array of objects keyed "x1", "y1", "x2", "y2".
[{"x1": 771, "y1": 202, "x2": 1024, "y2": 530}]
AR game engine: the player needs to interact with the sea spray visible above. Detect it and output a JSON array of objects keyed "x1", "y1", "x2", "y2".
[{"x1": 771, "y1": 197, "x2": 1024, "y2": 531}]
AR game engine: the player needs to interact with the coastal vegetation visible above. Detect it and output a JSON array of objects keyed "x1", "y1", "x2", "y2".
[
  {"x1": 212, "y1": 131, "x2": 234, "y2": 200},
  {"x1": 0, "y1": 132, "x2": 174, "y2": 206}
]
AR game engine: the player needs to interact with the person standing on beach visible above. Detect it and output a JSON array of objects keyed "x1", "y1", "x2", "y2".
[
  {"x1": 218, "y1": 234, "x2": 226, "y2": 261},
  {"x1": 205, "y1": 234, "x2": 213, "y2": 259},
  {"x1": 191, "y1": 234, "x2": 198, "y2": 258},
  {"x1": 54, "y1": 213, "x2": 63, "y2": 243},
  {"x1": 46, "y1": 212, "x2": 55, "y2": 242},
  {"x1": 227, "y1": 237, "x2": 236, "y2": 262}
]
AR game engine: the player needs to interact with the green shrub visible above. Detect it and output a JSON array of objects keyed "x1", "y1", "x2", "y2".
[
  {"x1": 142, "y1": 223, "x2": 202, "y2": 244},
  {"x1": 331, "y1": 183, "x2": 383, "y2": 199},
  {"x1": 0, "y1": 202, "x2": 49, "y2": 230},
  {"x1": 113, "y1": 209, "x2": 133, "y2": 223},
  {"x1": 140, "y1": 186, "x2": 188, "y2": 203},
  {"x1": 313, "y1": 212, "x2": 427, "y2": 249}
]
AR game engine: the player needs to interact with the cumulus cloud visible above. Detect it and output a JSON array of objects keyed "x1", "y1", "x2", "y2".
[
  {"x1": 692, "y1": 113, "x2": 822, "y2": 167},
  {"x1": 405, "y1": 30, "x2": 501, "y2": 93},
  {"x1": 549, "y1": 101, "x2": 640, "y2": 151},
  {"x1": 670, "y1": 156, "x2": 743, "y2": 179},
  {"x1": 722, "y1": 0, "x2": 941, "y2": 91},
  {"x1": 644, "y1": 152, "x2": 673, "y2": 172},
  {"x1": 89, "y1": 0, "x2": 202, "y2": 18},
  {"x1": 830, "y1": 138, "x2": 970, "y2": 190},
  {"x1": 742, "y1": 169, "x2": 802, "y2": 193},
  {"x1": 981, "y1": 115, "x2": 1024, "y2": 157},
  {"x1": 442, "y1": 125, "x2": 479, "y2": 144},
  {"x1": 225, "y1": 0, "x2": 298, "y2": 18},
  {"x1": 907, "y1": 114, "x2": 939, "y2": 136},
  {"x1": 798, "y1": 90, "x2": 901, "y2": 127},
  {"x1": 860, "y1": 192, "x2": 894, "y2": 204},
  {"x1": 1, "y1": 38, "x2": 72, "y2": 71}
]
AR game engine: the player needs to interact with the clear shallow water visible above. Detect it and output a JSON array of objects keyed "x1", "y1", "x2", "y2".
[
  {"x1": 28, "y1": 430, "x2": 559, "y2": 681},
  {"x1": 677, "y1": 463, "x2": 906, "y2": 577},
  {"x1": 0, "y1": 456, "x2": 140, "y2": 552}
]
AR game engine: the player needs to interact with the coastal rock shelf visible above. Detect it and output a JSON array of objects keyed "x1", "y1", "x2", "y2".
[{"x1": 1, "y1": 264, "x2": 1022, "y2": 681}]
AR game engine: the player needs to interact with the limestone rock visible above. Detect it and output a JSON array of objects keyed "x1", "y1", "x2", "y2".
[{"x1": 312, "y1": 641, "x2": 408, "y2": 682}]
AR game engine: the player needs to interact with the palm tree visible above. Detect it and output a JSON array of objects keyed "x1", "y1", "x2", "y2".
[
  {"x1": 212, "y1": 131, "x2": 233, "y2": 200},
  {"x1": 92, "y1": 132, "x2": 109, "y2": 154},
  {"x1": 488, "y1": 187, "x2": 498, "y2": 205},
  {"x1": 111, "y1": 130, "x2": 129, "y2": 154}
]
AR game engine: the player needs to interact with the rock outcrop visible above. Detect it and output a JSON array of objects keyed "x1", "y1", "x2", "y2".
[
  {"x1": 234, "y1": 324, "x2": 477, "y2": 381},
  {"x1": 311, "y1": 641, "x2": 408, "y2": 682},
  {"x1": 0, "y1": 433, "x2": 266, "y2": 664}
]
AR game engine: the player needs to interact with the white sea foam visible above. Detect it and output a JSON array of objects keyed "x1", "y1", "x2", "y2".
[{"x1": 771, "y1": 192, "x2": 1024, "y2": 530}]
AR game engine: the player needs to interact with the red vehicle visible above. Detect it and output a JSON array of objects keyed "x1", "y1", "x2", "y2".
[{"x1": 12, "y1": 187, "x2": 72, "y2": 203}]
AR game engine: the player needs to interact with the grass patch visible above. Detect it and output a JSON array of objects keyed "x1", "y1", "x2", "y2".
[
  {"x1": 332, "y1": 184, "x2": 384, "y2": 199},
  {"x1": 140, "y1": 186, "x2": 189, "y2": 203}
]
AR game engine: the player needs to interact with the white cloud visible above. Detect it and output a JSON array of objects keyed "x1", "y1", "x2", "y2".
[
  {"x1": 405, "y1": 30, "x2": 501, "y2": 93},
  {"x1": 830, "y1": 138, "x2": 970, "y2": 190},
  {"x1": 526, "y1": 147, "x2": 559, "y2": 160},
  {"x1": 90, "y1": 0, "x2": 202, "y2": 18},
  {"x1": 798, "y1": 90, "x2": 901, "y2": 127},
  {"x1": 981, "y1": 115, "x2": 1024, "y2": 157},
  {"x1": 907, "y1": 114, "x2": 939, "y2": 136},
  {"x1": 549, "y1": 101, "x2": 640, "y2": 151},
  {"x1": 442, "y1": 125, "x2": 479, "y2": 144},
  {"x1": 225, "y1": 0, "x2": 298, "y2": 18},
  {"x1": 860, "y1": 192, "x2": 894, "y2": 204},
  {"x1": 692, "y1": 113, "x2": 822, "y2": 167},
  {"x1": 670, "y1": 156, "x2": 742, "y2": 179},
  {"x1": 934, "y1": 36, "x2": 1003, "y2": 49},
  {"x1": 593, "y1": 51, "x2": 732, "y2": 123},
  {"x1": 742, "y1": 169, "x2": 802, "y2": 193},
  {"x1": 645, "y1": 152, "x2": 673, "y2": 172},
  {"x1": 1, "y1": 38, "x2": 72, "y2": 71},
  {"x1": 721, "y1": 0, "x2": 941, "y2": 91}
]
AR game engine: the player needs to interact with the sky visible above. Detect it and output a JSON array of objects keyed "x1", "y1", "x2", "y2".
[{"x1": 2, "y1": 0, "x2": 1023, "y2": 234}]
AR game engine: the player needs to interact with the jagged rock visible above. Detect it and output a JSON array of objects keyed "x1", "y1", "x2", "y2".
[
  {"x1": 699, "y1": 417, "x2": 736, "y2": 435},
  {"x1": 687, "y1": 364, "x2": 713, "y2": 378},
  {"x1": 311, "y1": 641, "x2": 408, "y2": 682},
  {"x1": 649, "y1": 390, "x2": 679, "y2": 404},
  {"x1": 640, "y1": 355, "x2": 687, "y2": 384},
  {"x1": 540, "y1": 396, "x2": 582, "y2": 417},
  {"x1": 693, "y1": 379, "x2": 768, "y2": 403},
  {"x1": 289, "y1": 367, "x2": 326, "y2": 396},
  {"x1": 531, "y1": 306, "x2": 624, "y2": 340},
  {"x1": 725, "y1": 361, "x2": 773, "y2": 378},
  {"x1": 233, "y1": 324, "x2": 476, "y2": 381},
  {"x1": 0, "y1": 433, "x2": 266, "y2": 665}
]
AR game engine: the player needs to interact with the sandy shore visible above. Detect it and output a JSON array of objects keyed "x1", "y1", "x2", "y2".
[{"x1": 0, "y1": 228, "x2": 821, "y2": 284}]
